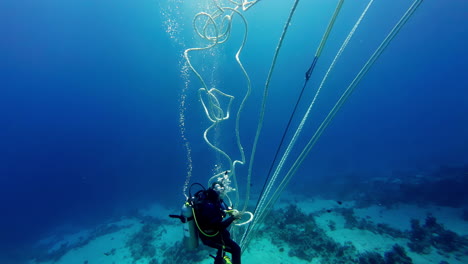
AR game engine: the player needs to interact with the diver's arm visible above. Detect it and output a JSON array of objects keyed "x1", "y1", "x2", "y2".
[
  {"x1": 219, "y1": 215, "x2": 236, "y2": 229},
  {"x1": 221, "y1": 200, "x2": 231, "y2": 210}
]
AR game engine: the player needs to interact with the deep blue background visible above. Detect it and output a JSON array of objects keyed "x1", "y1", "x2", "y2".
[
  {"x1": 0, "y1": 0, "x2": 466, "y2": 261},
  {"x1": 0, "y1": 0, "x2": 185, "y2": 256}
]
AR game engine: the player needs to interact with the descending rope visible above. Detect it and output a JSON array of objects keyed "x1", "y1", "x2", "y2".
[
  {"x1": 241, "y1": 0, "x2": 424, "y2": 250},
  {"x1": 267, "y1": 0, "x2": 425, "y2": 209},
  {"x1": 241, "y1": 0, "x2": 344, "y2": 247},
  {"x1": 241, "y1": 0, "x2": 373, "y2": 250},
  {"x1": 242, "y1": 0, "x2": 301, "y2": 212},
  {"x1": 249, "y1": 0, "x2": 344, "y2": 228},
  {"x1": 306, "y1": 0, "x2": 344, "y2": 81}
]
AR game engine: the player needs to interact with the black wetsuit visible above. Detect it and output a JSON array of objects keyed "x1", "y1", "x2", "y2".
[{"x1": 196, "y1": 189, "x2": 241, "y2": 264}]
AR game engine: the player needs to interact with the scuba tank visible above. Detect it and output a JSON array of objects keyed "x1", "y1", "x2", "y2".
[
  {"x1": 181, "y1": 202, "x2": 199, "y2": 250},
  {"x1": 169, "y1": 183, "x2": 209, "y2": 250}
]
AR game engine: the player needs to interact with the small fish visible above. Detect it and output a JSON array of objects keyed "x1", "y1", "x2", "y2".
[
  {"x1": 326, "y1": 209, "x2": 332, "y2": 213},
  {"x1": 336, "y1": 201, "x2": 343, "y2": 205}
]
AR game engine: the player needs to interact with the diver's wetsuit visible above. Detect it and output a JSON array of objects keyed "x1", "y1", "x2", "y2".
[{"x1": 196, "y1": 189, "x2": 241, "y2": 264}]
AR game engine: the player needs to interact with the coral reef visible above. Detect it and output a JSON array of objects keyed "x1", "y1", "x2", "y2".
[
  {"x1": 356, "y1": 244, "x2": 413, "y2": 264},
  {"x1": 334, "y1": 208, "x2": 406, "y2": 239},
  {"x1": 127, "y1": 225, "x2": 157, "y2": 260},
  {"x1": 264, "y1": 204, "x2": 357, "y2": 263},
  {"x1": 32, "y1": 222, "x2": 131, "y2": 262},
  {"x1": 126, "y1": 216, "x2": 167, "y2": 262},
  {"x1": 357, "y1": 251, "x2": 385, "y2": 264},
  {"x1": 261, "y1": 204, "x2": 422, "y2": 264},
  {"x1": 338, "y1": 208, "x2": 359, "y2": 229},
  {"x1": 297, "y1": 164, "x2": 468, "y2": 208},
  {"x1": 161, "y1": 241, "x2": 209, "y2": 264},
  {"x1": 408, "y1": 214, "x2": 468, "y2": 254},
  {"x1": 408, "y1": 218, "x2": 432, "y2": 254},
  {"x1": 148, "y1": 259, "x2": 158, "y2": 264},
  {"x1": 462, "y1": 209, "x2": 468, "y2": 222},
  {"x1": 384, "y1": 244, "x2": 413, "y2": 264}
]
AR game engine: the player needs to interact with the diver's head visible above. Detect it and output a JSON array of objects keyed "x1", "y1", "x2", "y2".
[{"x1": 211, "y1": 181, "x2": 226, "y2": 198}]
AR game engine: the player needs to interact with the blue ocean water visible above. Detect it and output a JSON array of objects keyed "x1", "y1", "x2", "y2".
[{"x1": 0, "y1": 0, "x2": 467, "y2": 263}]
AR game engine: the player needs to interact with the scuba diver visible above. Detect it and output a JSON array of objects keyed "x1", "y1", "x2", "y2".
[
  {"x1": 170, "y1": 180, "x2": 242, "y2": 264},
  {"x1": 196, "y1": 182, "x2": 242, "y2": 264}
]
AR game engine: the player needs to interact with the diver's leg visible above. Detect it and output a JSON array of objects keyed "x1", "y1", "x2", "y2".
[
  {"x1": 216, "y1": 247, "x2": 225, "y2": 263},
  {"x1": 201, "y1": 236, "x2": 226, "y2": 264},
  {"x1": 221, "y1": 231, "x2": 241, "y2": 264},
  {"x1": 226, "y1": 241, "x2": 241, "y2": 264},
  {"x1": 213, "y1": 251, "x2": 224, "y2": 264}
]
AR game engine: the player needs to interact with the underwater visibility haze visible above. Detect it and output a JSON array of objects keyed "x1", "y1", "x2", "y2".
[{"x1": 0, "y1": 0, "x2": 467, "y2": 263}]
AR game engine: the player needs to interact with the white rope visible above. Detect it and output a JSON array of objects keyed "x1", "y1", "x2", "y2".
[
  {"x1": 241, "y1": 0, "x2": 376, "y2": 249},
  {"x1": 242, "y1": 0, "x2": 424, "y2": 249},
  {"x1": 183, "y1": 0, "x2": 254, "y2": 215}
]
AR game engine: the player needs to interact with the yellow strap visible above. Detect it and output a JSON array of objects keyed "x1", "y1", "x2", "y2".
[{"x1": 191, "y1": 206, "x2": 219, "y2": 237}]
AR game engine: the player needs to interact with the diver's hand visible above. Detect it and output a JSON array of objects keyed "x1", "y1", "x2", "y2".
[{"x1": 229, "y1": 209, "x2": 242, "y2": 220}]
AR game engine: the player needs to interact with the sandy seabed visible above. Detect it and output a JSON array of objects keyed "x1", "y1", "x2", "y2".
[{"x1": 29, "y1": 194, "x2": 467, "y2": 264}]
